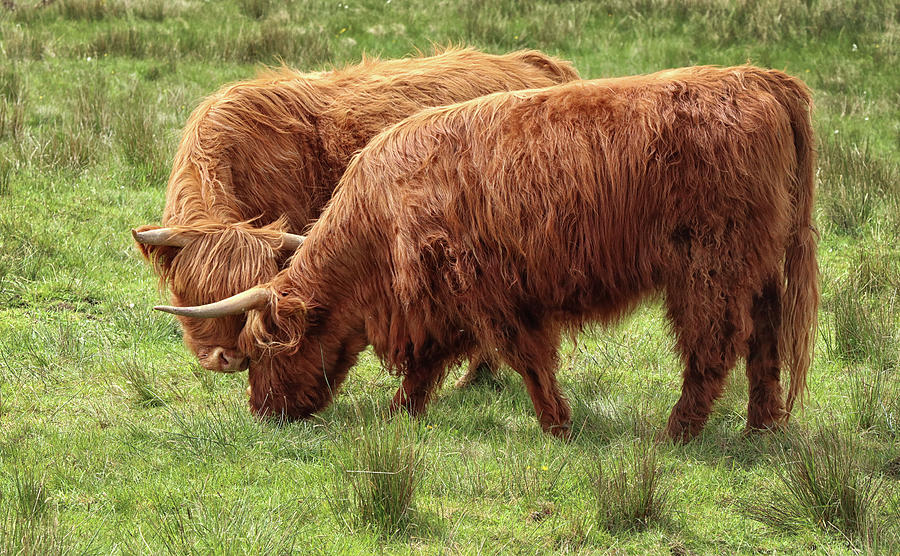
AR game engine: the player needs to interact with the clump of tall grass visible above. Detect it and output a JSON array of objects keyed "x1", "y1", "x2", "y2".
[
  {"x1": 238, "y1": 0, "x2": 272, "y2": 20},
  {"x1": 851, "y1": 242, "x2": 900, "y2": 298},
  {"x1": 455, "y1": 0, "x2": 515, "y2": 48},
  {"x1": 592, "y1": 439, "x2": 668, "y2": 532},
  {"x1": 329, "y1": 413, "x2": 427, "y2": 536},
  {"x1": 148, "y1": 490, "x2": 302, "y2": 555},
  {"x1": 0, "y1": 155, "x2": 11, "y2": 196},
  {"x1": 0, "y1": 468, "x2": 69, "y2": 555},
  {"x1": 0, "y1": 64, "x2": 27, "y2": 142},
  {"x1": 824, "y1": 252, "x2": 900, "y2": 436},
  {"x1": 847, "y1": 369, "x2": 899, "y2": 437},
  {"x1": 39, "y1": 124, "x2": 98, "y2": 171},
  {"x1": 817, "y1": 138, "x2": 900, "y2": 237},
  {"x1": 131, "y1": 0, "x2": 168, "y2": 21},
  {"x1": 56, "y1": 0, "x2": 124, "y2": 20},
  {"x1": 88, "y1": 27, "x2": 148, "y2": 58},
  {"x1": 603, "y1": 0, "x2": 893, "y2": 44},
  {"x1": 113, "y1": 89, "x2": 170, "y2": 184},
  {"x1": 72, "y1": 75, "x2": 111, "y2": 136},
  {"x1": 117, "y1": 355, "x2": 166, "y2": 407},
  {"x1": 231, "y1": 25, "x2": 332, "y2": 66},
  {"x1": 746, "y1": 427, "x2": 888, "y2": 550},
  {"x1": 1, "y1": 26, "x2": 46, "y2": 60},
  {"x1": 165, "y1": 397, "x2": 263, "y2": 458},
  {"x1": 826, "y1": 271, "x2": 898, "y2": 373}
]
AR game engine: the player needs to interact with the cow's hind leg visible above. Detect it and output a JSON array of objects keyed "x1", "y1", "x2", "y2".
[
  {"x1": 665, "y1": 287, "x2": 753, "y2": 442},
  {"x1": 746, "y1": 276, "x2": 786, "y2": 431},
  {"x1": 454, "y1": 351, "x2": 501, "y2": 388}
]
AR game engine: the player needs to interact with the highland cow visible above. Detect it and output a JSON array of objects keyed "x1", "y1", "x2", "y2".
[
  {"x1": 132, "y1": 47, "x2": 579, "y2": 380},
  {"x1": 157, "y1": 66, "x2": 819, "y2": 441}
]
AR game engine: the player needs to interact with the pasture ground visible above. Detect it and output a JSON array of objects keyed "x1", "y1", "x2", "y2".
[{"x1": 1, "y1": 1, "x2": 899, "y2": 553}]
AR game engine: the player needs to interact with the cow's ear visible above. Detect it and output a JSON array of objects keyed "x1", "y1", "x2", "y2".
[{"x1": 132, "y1": 225, "x2": 182, "y2": 275}]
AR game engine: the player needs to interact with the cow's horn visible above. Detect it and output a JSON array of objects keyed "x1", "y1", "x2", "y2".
[
  {"x1": 154, "y1": 287, "x2": 270, "y2": 318},
  {"x1": 280, "y1": 233, "x2": 305, "y2": 251},
  {"x1": 132, "y1": 228, "x2": 189, "y2": 248}
]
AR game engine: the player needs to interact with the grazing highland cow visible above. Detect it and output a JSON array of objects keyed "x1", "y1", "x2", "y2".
[
  {"x1": 157, "y1": 66, "x2": 819, "y2": 441},
  {"x1": 132, "y1": 47, "x2": 579, "y2": 379}
]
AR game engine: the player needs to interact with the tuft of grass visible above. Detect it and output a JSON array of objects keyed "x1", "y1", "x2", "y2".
[
  {"x1": 851, "y1": 242, "x2": 900, "y2": 298},
  {"x1": 131, "y1": 0, "x2": 168, "y2": 22},
  {"x1": 113, "y1": 89, "x2": 170, "y2": 185},
  {"x1": 39, "y1": 124, "x2": 97, "y2": 171},
  {"x1": 3, "y1": 320, "x2": 95, "y2": 383},
  {"x1": 746, "y1": 427, "x2": 888, "y2": 549},
  {"x1": 71, "y1": 74, "x2": 111, "y2": 136},
  {"x1": 329, "y1": 412, "x2": 428, "y2": 536},
  {"x1": 117, "y1": 355, "x2": 166, "y2": 407},
  {"x1": 1, "y1": 26, "x2": 47, "y2": 60},
  {"x1": 231, "y1": 25, "x2": 332, "y2": 66},
  {"x1": 847, "y1": 368, "x2": 899, "y2": 437},
  {"x1": 148, "y1": 490, "x2": 303, "y2": 555},
  {"x1": 164, "y1": 397, "x2": 263, "y2": 458},
  {"x1": 238, "y1": 0, "x2": 272, "y2": 20},
  {"x1": 817, "y1": 138, "x2": 900, "y2": 236},
  {"x1": 56, "y1": 0, "x2": 124, "y2": 21},
  {"x1": 0, "y1": 468, "x2": 69, "y2": 555},
  {"x1": 0, "y1": 155, "x2": 12, "y2": 197},
  {"x1": 89, "y1": 26, "x2": 148, "y2": 58},
  {"x1": 593, "y1": 439, "x2": 668, "y2": 532},
  {"x1": 0, "y1": 64, "x2": 27, "y2": 142},
  {"x1": 825, "y1": 274, "x2": 898, "y2": 374}
]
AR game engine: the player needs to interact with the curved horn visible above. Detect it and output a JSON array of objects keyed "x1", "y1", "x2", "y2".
[
  {"x1": 279, "y1": 233, "x2": 306, "y2": 251},
  {"x1": 154, "y1": 287, "x2": 270, "y2": 318},
  {"x1": 132, "y1": 227, "x2": 190, "y2": 248}
]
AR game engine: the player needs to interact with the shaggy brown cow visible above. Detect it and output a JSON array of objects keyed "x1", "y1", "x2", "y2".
[
  {"x1": 132, "y1": 47, "x2": 579, "y2": 378},
  {"x1": 158, "y1": 65, "x2": 818, "y2": 441}
]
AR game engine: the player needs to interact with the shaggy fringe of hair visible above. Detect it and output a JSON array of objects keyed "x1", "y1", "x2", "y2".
[{"x1": 241, "y1": 291, "x2": 308, "y2": 356}]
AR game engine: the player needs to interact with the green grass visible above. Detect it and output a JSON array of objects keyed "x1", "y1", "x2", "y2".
[
  {"x1": 746, "y1": 425, "x2": 893, "y2": 551},
  {"x1": 1, "y1": 0, "x2": 899, "y2": 552}
]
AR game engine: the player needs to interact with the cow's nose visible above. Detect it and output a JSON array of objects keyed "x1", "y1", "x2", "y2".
[
  {"x1": 219, "y1": 351, "x2": 247, "y2": 371},
  {"x1": 219, "y1": 350, "x2": 240, "y2": 369}
]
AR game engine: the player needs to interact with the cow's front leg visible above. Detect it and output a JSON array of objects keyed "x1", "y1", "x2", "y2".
[
  {"x1": 517, "y1": 365, "x2": 571, "y2": 439},
  {"x1": 504, "y1": 331, "x2": 571, "y2": 439},
  {"x1": 390, "y1": 365, "x2": 445, "y2": 416}
]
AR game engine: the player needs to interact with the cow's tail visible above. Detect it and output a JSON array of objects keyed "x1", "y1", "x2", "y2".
[{"x1": 774, "y1": 73, "x2": 819, "y2": 417}]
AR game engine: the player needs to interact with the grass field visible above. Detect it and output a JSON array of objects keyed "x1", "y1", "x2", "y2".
[{"x1": 1, "y1": 0, "x2": 899, "y2": 553}]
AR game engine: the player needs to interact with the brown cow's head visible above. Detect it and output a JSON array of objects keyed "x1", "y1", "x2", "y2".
[
  {"x1": 148, "y1": 274, "x2": 368, "y2": 419},
  {"x1": 132, "y1": 222, "x2": 304, "y2": 372}
]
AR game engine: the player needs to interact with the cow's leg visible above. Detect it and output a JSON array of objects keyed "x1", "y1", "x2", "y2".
[
  {"x1": 390, "y1": 348, "x2": 450, "y2": 417},
  {"x1": 505, "y1": 333, "x2": 571, "y2": 439},
  {"x1": 518, "y1": 364, "x2": 571, "y2": 439},
  {"x1": 745, "y1": 276, "x2": 786, "y2": 431},
  {"x1": 454, "y1": 351, "x2": 501, "y2": 388},
  {"x1": 665, "y1": 280, "x2": 753, "y2": 442},
  {"x1": 390, "y1": 370, "x2": 444, "y2": 416}
]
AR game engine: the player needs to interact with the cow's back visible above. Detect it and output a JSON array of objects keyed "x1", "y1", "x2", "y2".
[{"x1": 345, "y1": 67, "x2": 802, "y2": 337}]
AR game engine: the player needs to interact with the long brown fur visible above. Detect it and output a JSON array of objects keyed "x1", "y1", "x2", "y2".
[
  {"x1": 234, "y1": 65, "x2": 817, "y2": 441},
  {"x1": 134, "y1": 47, "x2": 580, "y2": 371}
]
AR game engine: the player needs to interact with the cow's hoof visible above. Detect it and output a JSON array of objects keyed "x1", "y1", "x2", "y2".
[{"x1": 545, "y1": 421, "x2": 572, "y2": 441}]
